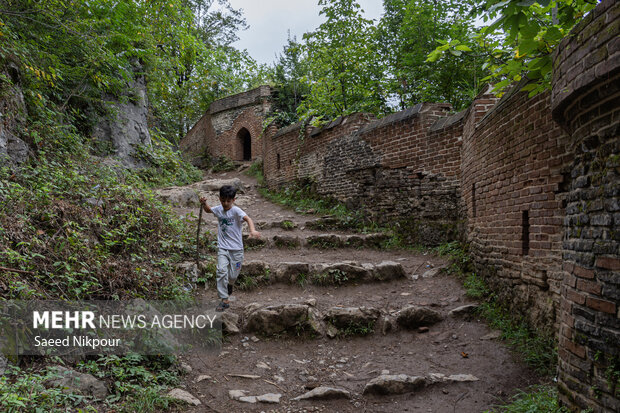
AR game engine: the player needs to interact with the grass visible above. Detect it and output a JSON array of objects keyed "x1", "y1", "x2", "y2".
[
  {"x1": 485, "y1": 384, "x2": 569, "y2": 413},
  {"x1": 244, "y1": 159, "x2": 264, "y2": 185}
]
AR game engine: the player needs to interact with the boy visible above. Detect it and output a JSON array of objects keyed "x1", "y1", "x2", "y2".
[{"x1": 200, "y1": 185, "x2": 260, "y2": 311}]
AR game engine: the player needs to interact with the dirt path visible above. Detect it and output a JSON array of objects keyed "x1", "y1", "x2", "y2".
[{"x1": 162, "y1": 170, "x2": 540, "y2": 413}]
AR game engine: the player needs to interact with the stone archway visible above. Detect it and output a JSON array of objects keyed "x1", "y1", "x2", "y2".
[{"x1": 237, "y1": 128, "x2": 251, "y2": 161}]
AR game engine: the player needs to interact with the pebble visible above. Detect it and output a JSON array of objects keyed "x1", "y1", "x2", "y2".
[{"x1": 195, "y1": 375, "x2": 212, "y2": 383}]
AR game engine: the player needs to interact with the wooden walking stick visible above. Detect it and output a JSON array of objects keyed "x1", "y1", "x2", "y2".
[{"x1": 196, "y1": 202, "x2": 203, "y2": 267}]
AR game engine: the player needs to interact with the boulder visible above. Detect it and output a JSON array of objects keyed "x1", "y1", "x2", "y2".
[
  {"x1": 167, "y1": 388, "x2": 201, "y2": 406},
  {"x1": 240, "y1": 260, "x2": 269, "y2": 277},
  {"x1": 396, "y1": 306, "x2": 443, "y2": 329},
  {"x1": 448, "y1": 304, "x2": 479, "y2": 317},
  {"x1": 243, "y1": 304, "x2": 309, "y2": 335},
  {"x1": 256, "y1": 393, "x2": 282, "y2": 403},
  {"x1": 312, "y1": 261, "x2": 371, "y2": 283},
  {"x1": 307, "y1": 234, "x2": 344, "y2": 248},
  {"x1": 176, "y1": 262, "x2": 198, "y2": 284},
  {"x1": 192, "y1": 178, "x2": 244, "y2": 193},
  {"x1": 220, "y1": 311, "x2": 240, "y2": 334},
  {"x1": 363, "y1": 374, "x2": 425, "y2": 395},
  {"x1": 427, "y1": 373, "x2": 479, "y2": 383},
  {"x1": 373, "y1": 261, "x2": 406, "y2": 281},
  {"x1": 273, "y1": 262, "x2": 311, "y2": 283},
  {"x1": 292, "y1": 386, "x2": 351, "y2": 401},
  {"x1": 324, "y1": 307, "x2": 380, "y2": 329},
  {"x1": 44, "y1": 366, "x2": 108, "y2": 399},
  {"x1": 273, "y1": 235, "x2": 302, "y2": 248},
  {"x1": 306, "y1": 307, "x2": 326, "y2": 337}
]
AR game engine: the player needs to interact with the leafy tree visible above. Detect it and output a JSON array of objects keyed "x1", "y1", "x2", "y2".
[
  {"x1": 0, "y1": 0, "x2": 265, "y2": 146},
  {"x1": 378, "y1": 0, "x2": 485, "y2": 110},
  {"x1": 298, "y1": 0, "x2": 386, "y2": 124},
  {"x1": 427, "y1": 0, "x2": 598, "y2": 96},
  {"x1": 268, "y1": 33, "x2": 311, "y2": 126}
]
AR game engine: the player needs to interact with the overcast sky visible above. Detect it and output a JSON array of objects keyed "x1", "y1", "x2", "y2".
[{"x1": 227, "y1": 0, "x2": 385, "y2": 66}]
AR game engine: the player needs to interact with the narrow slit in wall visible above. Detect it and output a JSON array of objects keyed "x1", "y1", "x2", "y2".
[
  {"x1": 472, "y1": 183, "x2": 476, "y2": 217},
  {"x1": 522, "y1": 210, "x2": 530, "y2": 256}
]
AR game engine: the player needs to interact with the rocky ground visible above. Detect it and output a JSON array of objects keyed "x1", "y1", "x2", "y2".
[{"x1": 157, "y1": 168, "x2": 541, "y2": 413}]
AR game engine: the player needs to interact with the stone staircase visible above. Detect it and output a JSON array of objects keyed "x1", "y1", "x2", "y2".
[{"x1": 159, "y1": 174, "x2": 540, "y2": 413}]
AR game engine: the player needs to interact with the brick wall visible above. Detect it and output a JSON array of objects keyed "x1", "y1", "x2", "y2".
[
  {"x1": 264, "y1": 103, "x2": 462, "y2": 245},
  {"x1": 551, "y1": 0, "x2": 619, "y2": 411},
  {"x1": 461, "y1": 85, "x2": 571, "y2": 332},
  {"x1": 180, "y1": 113, "x2": 215, "y2": 166}
]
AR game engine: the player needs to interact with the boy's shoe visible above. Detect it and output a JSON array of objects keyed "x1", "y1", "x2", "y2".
[
  {"x1": 216, "y1": 301, "x2": 230, "y2": 312},
  {"x1": 228, "y1": 284, "x2": 234, "y2": 296}
]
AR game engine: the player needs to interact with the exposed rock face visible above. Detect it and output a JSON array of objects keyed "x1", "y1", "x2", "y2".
[
  {"x1": 92, "y1": 63, "x2": 151, "y2": 168},
  {"x1": 0, "y1": 62, "x2": 30, "y2": 166}
]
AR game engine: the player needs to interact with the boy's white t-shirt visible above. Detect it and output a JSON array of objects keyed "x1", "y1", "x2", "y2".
[{"x1": 211, "y1": 205, "x2": 247, "y2": 250}]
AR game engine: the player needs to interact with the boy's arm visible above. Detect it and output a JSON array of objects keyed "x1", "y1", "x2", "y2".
[
  {"x1": 243, "y1": 215, "x2": 261, "y2": 238},
  {"x1": 199, "y1": 197, "x2": 213, "y2": 213}
]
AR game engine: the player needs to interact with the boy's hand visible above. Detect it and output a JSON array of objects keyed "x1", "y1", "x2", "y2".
[
  {"x1": 199, "y1": 197, "x2": 207, "y2": 205},
  {"x1": 248, "y1": 230, "x2": 261, "y2": 239}
]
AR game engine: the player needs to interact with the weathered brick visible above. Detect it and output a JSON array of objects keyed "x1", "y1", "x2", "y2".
[
  {"x1": 585, "y1": 297, "x2": 616, "y2": 314},
  {"x1": 574, "y1": 265, "x2": 596, "y2": 279},
  {"x1": 595, "y1": 256, "x2": 620, "y2": 270},
  {"x1": 577, "y1": 279, "x2": 602, "y2": 295}
]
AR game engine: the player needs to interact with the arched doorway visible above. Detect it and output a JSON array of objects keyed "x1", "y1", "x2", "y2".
[{"x1": 237, "y1": 128, "x2": 251, "y2": 161}]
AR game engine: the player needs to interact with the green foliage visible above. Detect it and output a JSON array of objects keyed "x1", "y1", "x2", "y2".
[
  {"x1": 244, "y1": 158, "x2": 264, "y2": 185},
  {"x1": 281, "y1": 220, "x2": 296, "y2": 230},
  {"x1": 0, "y1": 152, "x2": 199, "y2": 300},
  {"x1": 0, "y1": 0, "x2": 266, "y2": 146},
  {"x1": 0, "y1": 364, "x2": 93, "y2": 412},
  {"x1": 298, "y1": 0, "x2": 387, "y2": 122},
  {"x1": 258, "y1": 182, "x2": 349, "y2": 217},
  {"x1": 428, "y1": 0, "x2": 598, "y2": 97},
  {"x1": 78, "y1": 353, "x2": 180, "y2": 410},
  {"x1": 463, "y1": 273, "x2": 490, "y2": 298},
  {"x1": 485, "y1": 384, "x2": 568, "y2": 412},
  {"x1": 210, "y1": 155, "x2": 237, "y2": 173},
  {"x1": 268, "y1": 34, "x2": 312, "y2": 125},
  {"x1": 0, "y1": 354, "x2": 180, "y2": 412},
  {"x1": 314, "y1": 268, "x2": 349, "y2": 286},
  {"x1": 380, "y1": 0, "x2": 485, "y2": 110},
  {"x1": 133, "y1": 132, "x2": 202, "y2": 188},
  {"x1": 338, "y1": 321, "x2": 374, "y2": 336}
]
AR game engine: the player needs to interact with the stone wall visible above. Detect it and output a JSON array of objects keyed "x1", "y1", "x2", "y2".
[
  {"x1": 264, "y1": 104, "x2": 463, "y2": 245},
  {"x1": 461, "y1": 83, "x2": 571, "y2": 333},
  {"x1": 552, "y1": 0, "x2": 619, "y2": 411},
  {"x1": 180, "y1": 86, "x2": 272, "y2": 166}
]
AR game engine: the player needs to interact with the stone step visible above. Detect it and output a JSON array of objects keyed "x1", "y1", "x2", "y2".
[
  {"x1": 238, "y1": 260, "x2": 406, "y2": 287},
  {"x1": 220, "y1": 301, "x2": 458, "y2": 339},
  {"x1": 243, "y1": 232, "x2": 390, "y2": 250}
]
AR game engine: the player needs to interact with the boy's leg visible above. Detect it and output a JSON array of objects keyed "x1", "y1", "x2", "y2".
[
  {"x1": 216, "y1": 249, "x2": 231, "y2": 300},
  {"x1": 228, "y1": 250, "x2": 244, "y2": 288}
]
